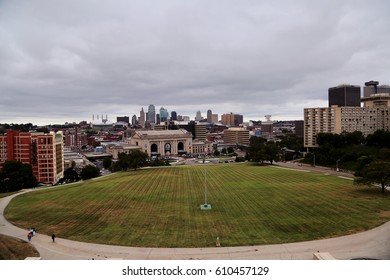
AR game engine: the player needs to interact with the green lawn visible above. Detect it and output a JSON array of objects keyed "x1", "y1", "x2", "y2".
[{"x1": 5, "y1": 164, "x2": 390, "y2": 247}]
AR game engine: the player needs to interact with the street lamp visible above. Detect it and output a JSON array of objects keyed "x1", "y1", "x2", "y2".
[
  {"x1": 200, "y1": 168, "x2": 212, "y2": 210},
  {"x1": 336, "y1": 159, "x2": 340, "y2": 172}
]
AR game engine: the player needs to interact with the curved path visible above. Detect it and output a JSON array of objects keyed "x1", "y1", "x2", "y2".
[{"x1": 1, "y1": 165, "x2": 390, "y2": 260}]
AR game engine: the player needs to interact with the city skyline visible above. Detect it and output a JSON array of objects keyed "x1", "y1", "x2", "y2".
[{"x1": 1, "y1": 1, "x2": 390, "y2": 126}]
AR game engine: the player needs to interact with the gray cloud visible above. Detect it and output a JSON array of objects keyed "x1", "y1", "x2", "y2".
[{"x1": 1, "y1": 0, "x2": 390, "y2": 125}]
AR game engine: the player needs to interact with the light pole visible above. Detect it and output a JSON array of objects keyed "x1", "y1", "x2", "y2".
[
  {"x1": 200, "y1": 167, "x2": 212, "y2": 210},
  {"x1": 313, "y1": 153, "x2": 315, "y2": 167},
  {"x1": 336, "y1": 159, "x2": 340, "y2": 172},
  {"x1": 204, "y1": 168, "x2": 207, "y2": 205}
]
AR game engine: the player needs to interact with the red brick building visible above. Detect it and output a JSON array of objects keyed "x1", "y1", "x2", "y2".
[
  {"x1": 64, "y1": 127, "x2": 88, "y2": 148},
  {"x1": 0, "y1": 130, "x2": 64, "y2": 184}
]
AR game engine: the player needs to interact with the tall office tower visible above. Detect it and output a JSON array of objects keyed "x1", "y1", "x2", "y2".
[
  {"x1": 156, "y1": 114, "x2": 160, "y2": 124},
  {"x1": 159, "y1": 107, "x2": 169, "y2": 122},
  {"x1": 139, "y1": 107, "x2": 145, "y2": 128},
  {"x1": 131, "y1": 115, "x2": 138, "y2": 126},
  {"x1": 207, "y1": 109, "x2": 212, "y2": 123},
  {"x1": 171, "y1": 111, "x2": 177, "y2": 121},
  {"x1": 195, "y1": 111, "x2": 202, "y2": 121},
  {"x1": 148, "y1": 104, "x2": 156, "y2": 124},
  {"x1": 234, "y1": 114, "x2": 244, "y2": 126},
  {"x1": 328, "y1": 84, "x2": 361, "y2": 107}
]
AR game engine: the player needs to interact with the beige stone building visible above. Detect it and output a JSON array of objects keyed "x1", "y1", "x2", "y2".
[
  {"x1": 192, "y1": 140, "x2": 213, "y2": 155},
  {"x1": 126, "y1": 129, "x2": 193, "y2": 156},
  {"x1": 304, "y1": 93, "x2": 390, "y2": 148},
  {"x1": 223, "y1": 128, "x2": 250, "y2": 146},
  {"x1": 105, "y1": 144, "x2": 141, "y2": 160}
]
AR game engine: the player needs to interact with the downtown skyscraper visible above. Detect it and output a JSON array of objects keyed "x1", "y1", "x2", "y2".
[{"x1": 148, "y1": 104, "x2": 156, "y2": 124}]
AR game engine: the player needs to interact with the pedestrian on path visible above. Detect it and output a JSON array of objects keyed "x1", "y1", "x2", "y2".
[
  {"x1": 51, "y1": 234, "x2": 56, "y2": 242},
  {"x1": 27, "y1": 232, "x2": 32, "y2": 242}
]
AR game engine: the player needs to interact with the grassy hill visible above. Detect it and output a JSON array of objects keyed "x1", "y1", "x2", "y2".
[
  {"x1": 0, "y1": 234, "x2": 39, "y2": 260},
  {"x1": 5, "y1": 164, "x2": 390, "y2": 247}
]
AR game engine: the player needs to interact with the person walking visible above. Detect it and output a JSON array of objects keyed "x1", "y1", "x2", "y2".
[
  {"x1": 51, "y1": 234, "x2": 56, "y2": 242},
  {"x1": 27, "y1": 232, "x2": 32, "y2": 242}
]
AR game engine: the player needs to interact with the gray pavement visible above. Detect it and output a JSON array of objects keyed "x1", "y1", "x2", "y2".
[{"x1": 1, "y1": 164, "x2": 389, "y2": 260}]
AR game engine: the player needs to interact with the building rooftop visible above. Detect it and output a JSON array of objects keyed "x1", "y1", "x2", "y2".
[{"x1": 135, "y1": 129, "x2": 190, "y2": 136}]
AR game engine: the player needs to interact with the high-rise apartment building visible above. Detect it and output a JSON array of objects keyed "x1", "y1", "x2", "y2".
[
  {"x1": 328, "y1": 84, "x2": 361, "y2": 107},
  {"x1": 304, "y1": 106, "x2": 390, "y2": 148},
  {"x1": 0, "y1": 130, "x2": 64, "y2": 184},
  {"x1": 211, "y1": 114, "x2": 219, "y2": 124},
  {"x1": 221, "y1": 113, "x2": 243, "y2": 127},
  {"x1": 304, "y1": 86, "x2": 390, "y2": 148}
]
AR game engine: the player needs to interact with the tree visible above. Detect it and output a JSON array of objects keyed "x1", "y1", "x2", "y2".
[
  {"x1": 80, "y1": 165, "x2": 100, "y2": 180},
  {"x1": 251, "y1": 147, "x2": 267, "y2": 164},
  {"x1": 264, "y1": 141, "x2": 281, "y2": 165},
  {"x1": 354, "y1": 161, "x2": 390, "y2": 194},
  {"x1": 128, "y1": 150, "x2": 148, "y2": 171},
  {"x1": 246, "y1": 136, "x2": 266, "y2": 163},
  {"x1": 246, "y1": 136, "x2": 281, "y2": 165},
  {"x1": 60, "y1": 167, "x2": 80, "y2": 184},
  {"x1": 279, "y1": 134, "x2": 304, "y2": 152},
  {"x1": 0, "y1": 160, "x2": 37, "y2": 193},
  {"x1": 213, "y1": 149, "x2": 220, "y2": 156},
  {"x1": 227, "y1": 147, "x2": 234, "y2": 154},
  {"x1": 115, "y1": 152, "x2": 130, "y2": 171},
  {"x1": 366, "y1": 130, "x2": 390, "y2": 148},
  {"x1": 103, "y1": 158, "x2": 112, "y2": 170}
]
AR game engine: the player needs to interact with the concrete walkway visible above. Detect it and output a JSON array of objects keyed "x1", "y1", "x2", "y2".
[{"x1": 1, "y1": 165, "x2": 389, "y2": 260}]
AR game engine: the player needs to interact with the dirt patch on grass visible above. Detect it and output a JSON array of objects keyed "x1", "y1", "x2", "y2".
[
  {"x1": 0, "y1": 234, "x2": 40, "y2": 260},
  {"x1": 379, "y1": 210, "x2": 390, "y2": 219}
]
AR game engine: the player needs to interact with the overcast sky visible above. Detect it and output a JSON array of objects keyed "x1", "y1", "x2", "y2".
[{"x1": 1, "y1": 0, "x2": 390, "y2": 125}]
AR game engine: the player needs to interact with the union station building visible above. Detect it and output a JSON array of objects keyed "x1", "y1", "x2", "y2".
[{"x1": 126, "y1": 129, "x2": 193, "y2": 157}]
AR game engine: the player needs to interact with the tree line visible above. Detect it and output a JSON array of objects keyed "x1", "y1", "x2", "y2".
[
  {"x1": 303, "y1": 130, "x2": 390, "y2": 194},
  {"x1": 0, "y1": 161, "x2": 37, "y2": 193}
]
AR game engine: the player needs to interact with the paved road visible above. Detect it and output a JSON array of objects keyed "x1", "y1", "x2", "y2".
[{"x1": 1, "y1": 164, "x2": 389, "y2": 260}]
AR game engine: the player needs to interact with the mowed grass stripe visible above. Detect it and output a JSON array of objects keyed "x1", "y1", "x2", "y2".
[{"x1": 5, "y1": 164, "x2": 390, "y2": 247}]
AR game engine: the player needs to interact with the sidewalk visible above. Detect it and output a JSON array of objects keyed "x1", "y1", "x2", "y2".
[{"x1": 1, "y1": 170, "x2": 389, "y2": 260}]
